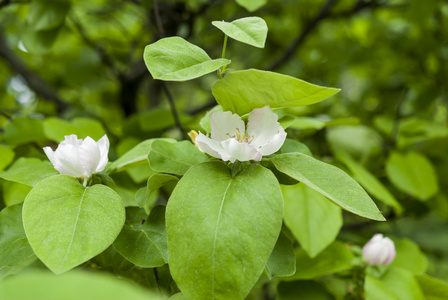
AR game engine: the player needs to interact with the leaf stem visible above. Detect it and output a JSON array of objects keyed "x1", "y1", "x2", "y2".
[{"x1": 218, "y1": 35, "x2": 228, "y2": 79}]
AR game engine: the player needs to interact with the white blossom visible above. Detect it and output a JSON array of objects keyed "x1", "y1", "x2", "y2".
[
  {"x1": 362, "y1": 233, "x2": 396, "y2": 266},
  {"x1": 196, "y1": 106, "x2": 286, "y2": 163},
  {"x1": 43, "y1": 134, "x2": 109, "y2": 179}
]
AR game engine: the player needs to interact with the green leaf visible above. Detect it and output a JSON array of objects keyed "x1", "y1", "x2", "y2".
[
  {"x1": 23, "y1": 175, "x2": 125, "y2": 274},
  {"x1": 289, "y1": 117, "x2": 326, "y2": 131},
  {"x1": 265, "y1": 231, "x2": 296, "y2": 279},
  {"x1": 415, "y1": 274, "x2": 448, "y2": 300},
  {"x1": 26, "y1": 0, "x2": 70, "y2": 31},
  {"x1": 391, "y1": 239, "x2": 428, "y2": 274},
  {"x1": 2, "y1": 181, "x2": 32, "y2": 206},
  {"x1": 287, "y1": 241, "x2": 354, "y2": 280},
  {"x1": 235, "y1": 0, "x2": 267, "y2": 12},
  {"x1": 0, "y1": 158, "x2": 59, "y2": 187},
  {"x1": 386, "y1": 151, "x2": 439, "y2": 201},
  {"x1": 144, "y1": 37, "x2": 231, "y2": 81},
  {"x1": 212, "y1": 17, "x2": 268, "y2": 48},
  {"x1": 0, "y1": 145, "x2": 14, "y2": 171},
  {"x1": 375, "y1": 267, "x2": 425, "y2": 300},
  {"x1": 0, "y1": 204, "x2": 36, "y2": 280},
  {"x1": 43, "y1": 117, "x2": 107, "y2": 142},
  {"x1": 147, "y1": 173, "x2": 179, "y2": 198},
  {"x1": 0, "y1": 270, "x2": 161, "y2": 300},
  {"x1": 337, "y1": 152, "x2": 403, "y2": 215},
  {"x1": 2, "y1": 117, "x2": 46, "y2": 145},
  {"x1": 271, "y1": 153, "x2": 385, "y2": 221},
  {"x1": 114, "y1": 206, "x2": 168, "y2": 268},
  {"x1": 107, "y1": 138, "x2": 175, "y2": 173},
  {"x1": 22, "y1": 26, "x2": 61, "y2": 54},
  {"x1": 365, "y1": 275, "x2": 400, "y2": 300},
  {"x1": 277, "y1": 280, "x2": 333, "y2": 300},
  {"x1": 212, "y1": 69, "x2": 340, "y2": 116},
  {"x1": 278, "y1": 139, "x2": 312, "y2": 156},
  {"x1": 148, "y1": 140, "x2": 209, "y2": 175},
  {"x1": 282, "y1": 183, "x2": 342, "y2": 257},
  {"x1": 166, "y1": 162, "x2": 283, "y2": 300}
]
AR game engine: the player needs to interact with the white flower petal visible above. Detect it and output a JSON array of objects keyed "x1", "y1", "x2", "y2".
[
  {"x1": 247, "y1": 106, "x2": 282, "y2": 148},
  {"x1": 258, "y1": 126, "x2": 287, "y2": 156},
  {"x1": 196, "y1": 132, "x2": 224, "y2": 159},
  {"x1": 79, "y1": 136, "x2": 101, "y2": 176},
  {"x1": 210, "y1": 111, "x2": 245, "y2": 142},
  {"x1": 220, "y1": 139, "x2": 262, "y2": 163},
  {"x1": 362, "y1": 234, "x2": 396, "y2": 266},
  {"x1": 53, "y1": 143, "x2": 86, "y2": 177},
  {"x1": 60, "y1": 134, "x2": 82, "y2": 146},
  {"x1": 43, "y1": 146, "x2": 55, "y2": 165},
  {"x1": 95, "y1": 135, "x2": 110, "y2": 172}
]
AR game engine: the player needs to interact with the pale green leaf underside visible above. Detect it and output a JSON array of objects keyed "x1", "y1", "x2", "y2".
[
  {"x1": 0, "y1": 270, "x2": 161, "y2": 300},
  {"x1": 212, "y1": 17, "x2": 268, "y2": 48},
  {"x1": 23, "y1": 175, "x2": 125, "y2": 274},
  {"x1": 144, "y1": 36, "x2": 230, "y2": 81},
  {"x1": 166, "y1": 162, "x2": 283, "y2": 300},
  {"x1": 212, "y1": 69, "x2": 340, "y2": 116},
  {"x1": 271, "y1": 153, "x2": 385, "y2": 221}
]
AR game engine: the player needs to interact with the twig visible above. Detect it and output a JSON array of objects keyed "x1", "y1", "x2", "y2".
[
  {"x1": 267, "y1": 0, "x2": 338, "y2": 71},
  {"x1": 0, "y1": 30, "x2": 68, "y2": 113},
  {"x1": 152, "y1": 0, "x2": 187, "y2": 139}
]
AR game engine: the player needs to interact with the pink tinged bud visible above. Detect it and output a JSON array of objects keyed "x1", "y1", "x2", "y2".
[
  {"x1": 362, "y1": 234, "x2": 396, "y2": 266},
  {"x1": 43, "y1": 134, "x2": 110, "y2": 179}
]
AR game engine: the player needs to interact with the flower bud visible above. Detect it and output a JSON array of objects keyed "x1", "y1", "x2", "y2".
[
  {"x1": 43, "y1": 134, "x2": 109, "y2": 179},
  {"x1": 362, "y1": 233, "x2": 396, "y2": 266}
]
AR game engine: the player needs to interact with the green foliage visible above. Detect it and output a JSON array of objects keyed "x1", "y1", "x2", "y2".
[
  {"x1": 271, "y1": 153, "x2": 385, "y2": 221},
  {"x1": 282, "y1": 183, "x2": 342, "y2": 257},
  {"x1": 144, "y1": 37, "x2": 231, "y2": 81},
  {"x1": 265, "y1": 231, "x2": 296, "y2": 279},
  {"x1": 212, "y1": 69, "x2": 340, "y2": 116},
  {"x1": 212, "y1": 17, "x2": 268, "y2": 48},
  {"x1": 0, "y1": 158, "x2": 58, "y2": 187},
  {"x1": 22, "y1": 175, "x2": 125, "y2": 274},
  {"x1": 166, "y1": 162, "x2": 283, "y2": 300}
]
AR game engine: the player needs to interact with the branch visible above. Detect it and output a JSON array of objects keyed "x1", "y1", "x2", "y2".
[
  {"x1": 267, "y1": 0, "x2": 338, "y2": 71},
  {"x1": 0, "y1": 30, "x2": 68, "y2": 113},
  {"x1": 0, "y1": 0, "x2": 29, "y2": 9}
]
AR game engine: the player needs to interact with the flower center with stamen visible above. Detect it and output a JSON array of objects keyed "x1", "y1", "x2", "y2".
[{"x1": 226, "y1": 127, "x2": 254, "y2": 143}]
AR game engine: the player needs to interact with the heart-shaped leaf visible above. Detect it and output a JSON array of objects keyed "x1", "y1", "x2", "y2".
[{"x1": 23, "y1": 175, "x2": 125, "y2": 274}]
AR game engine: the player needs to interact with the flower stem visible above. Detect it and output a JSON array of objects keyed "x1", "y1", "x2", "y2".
[
  {"x1": 218, "y1": 35, "x2": 228, "y2": 79},
  {"x1": 82, "y1": 177, "x2": 88, "y2": 187}
]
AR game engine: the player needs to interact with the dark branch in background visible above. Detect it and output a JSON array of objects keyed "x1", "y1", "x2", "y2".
[
  {"x1": 267, "y1": 0, "x2": 338, "y2": 71},
  {"x1": 151, "y1": 0, "x2": 187, "y2": 140},
  {"x1": 0, "y1": 30, "x2": 68, "y2": 113},
  {"x1": 0, "y1": 0, "x2": 29, "y2": 9}
]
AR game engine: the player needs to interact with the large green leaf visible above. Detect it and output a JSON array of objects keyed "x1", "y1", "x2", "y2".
[
  {"x1": 415, "y1": 274, "x2": 448, "y2": 300},
  {"x1": 0, "y1": 270, "x2": 160, "y2": 300},
  {"x1": 144, "y1": 37, "x2": 231, "y2": 81},
  {"x1": 212, "y1": 69, "x2": 340, "y2": 116},
  {"x1": 337, "y1": 152, "x2": 403, "y2": 215},
  {"x1": 264, "y1": 231, "x2": 296, "y2": 279},
  {"x1": 2, "y1": 181, "x2": 32, "y2": 206},
  {"x1": 107, "y1": 138, "x2": 175, "y2": 173},
  {"x1": 166, "y1": 162, "x2": 283, "y2": 300},
  {"x1": 376, "y1": 267, "x2": 425, "y2": 300},
  {"x1": 0, "y1": 158, "x2": 59, "y2": 187},
  {"x1": 386, "y1": 151, "x2": 439, "y2": 201},
  {"x1": 212, "y1": 17, "x2": 268, "y2": 48},
  {"x1": 23, "y1": 175, "x2": 125, "y2": 274},
  {"x1": 270, "y1": 153, "x2": 385, "y2": 221},
  {"x1": 2, "y1": 117, "x2": 46, "y2": 145},
  {"x1": 0, "y1": 204, "x2": 36, "y2": 280},
  {"x1": 365, "y1": 275, "x2": 400, "y2": 300},
  {"x1": 282, "y1": 183, "x2": 342, "y2": 258},
  {"x1": 148, "y1": 140, "x2": 209, "y2": 175},
  {"x1": 113, "y1": 206, "x2": 168, "y2": 268},
  {"x1": 286, "y1": 241, "x2": 354, "y2": 280}
]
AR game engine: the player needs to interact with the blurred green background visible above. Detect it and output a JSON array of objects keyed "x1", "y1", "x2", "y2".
[{"x1": 1, "y1": 0, "x2": 447, "y2": 297}]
